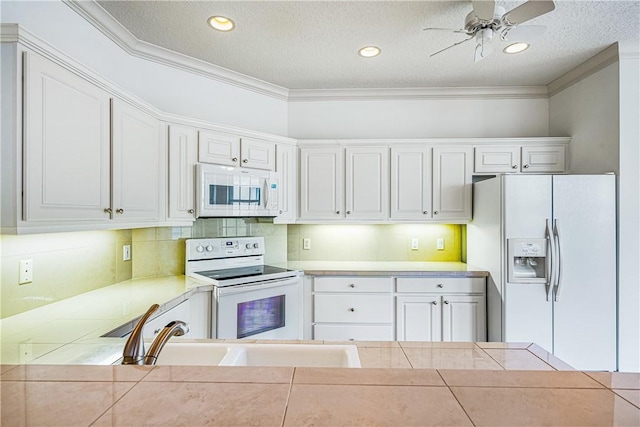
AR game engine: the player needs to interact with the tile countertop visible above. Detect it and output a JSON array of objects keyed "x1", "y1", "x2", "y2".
[
  {"x1": 1, "y1": 362, "x2": 639, "y2": 426},
  {"x1": 285, "y1": 261, "x2": 488, "y2": 277}
]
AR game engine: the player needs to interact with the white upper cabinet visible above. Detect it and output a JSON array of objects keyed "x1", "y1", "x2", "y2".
[
  {"x1": 168, "y1": 124, "x2": 197, "y2": 220},
  {"x1": 198, "y1": 130, "x2": 275, "y2": 171},
  {"x1": 111, "y1": 99, "x2": 163, "y2": 222},
  {"x1": 521, "y1": 145, "x2": 566, "y2": 173},
  {"x1": 474, "y1": 143, "x2": 568, "y2": 174},
  {"x1": 390, "y1": 146, "x2": 432, "y2": 220},
  {"x1": 345, "y1": 146, "x2": 389, "y2": 220},
  {"x1": 299, "y1": 146, "x2": 343, "y2": 220},
  {"x1": 23, "y1": 51, "x2": 111, "y2": 223},
  {"x1": 432, "y1": 146, "x2": 473, "y2": 221},
  {"x1": 274, "y1": 143, "x2": 297, "y2": 223}
]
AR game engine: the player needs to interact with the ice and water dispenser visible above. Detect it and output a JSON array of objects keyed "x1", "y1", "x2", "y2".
[{"x1": 507, "y1": 238, "x2": 547, "y2": 283}]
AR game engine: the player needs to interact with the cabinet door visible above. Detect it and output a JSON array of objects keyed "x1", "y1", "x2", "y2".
[
  {"x1": 240, "y1": 137, "x2": 276, "y2": 171},
  {"x1": 396, "y1": 296, "x2": 442, "y2": 341},
  {"x1": 111, "y1": 99, "x2": 162, "y2": 221},
  {"x1": 390, "y1": 146, "x2": 432, "y2": 220},
  {"x1": 474, "y1": 146, "x2": 520, "y2": 173},
  {"x1": 299, "y1": 147, "x2": 343, "y2": 220},
  {"x1": 345, "y1": 146, "x2": 389, "y2": 220},
  {"x1": 274, "y1": 143, "x2": 296, "y2": 223},
  {"x1": 441, "y1": 295, "x2": 486, "y2": 342},
  {"x1": 521, "y1": 145, "x2": 566, "y2": 173},
  {"x1": 168, "y1": 124, "x2": 197, "y2": 220},
  {"x1": 432, "y1": 146, "x2": 472, "y2": 221},
  {"x1": 23, "y1": 51, "x2": 111, "y2": 222},
  {"x1": 198, "y1": 130, "x2": 240, "y2": 167}
]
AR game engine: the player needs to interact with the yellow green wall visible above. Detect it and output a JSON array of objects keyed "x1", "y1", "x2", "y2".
[{"x1": 1, "y1": 221, "x2": 462, "y2": 318}]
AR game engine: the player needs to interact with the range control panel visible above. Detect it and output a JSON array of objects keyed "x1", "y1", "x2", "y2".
[{"x1": 186, "y1": 237, "x2": 265, "y2": 260}]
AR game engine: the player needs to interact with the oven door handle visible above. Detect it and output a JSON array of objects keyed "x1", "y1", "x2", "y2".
[{"x1": 216, "y1": 277, "x2": 301, "y2": 296}]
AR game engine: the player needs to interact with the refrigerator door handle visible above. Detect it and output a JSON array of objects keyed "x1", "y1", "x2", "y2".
[
  {"x1": 553, "y1": 219, "x2": 563, "y2": 302},
  {"x1": 545, "y1": 219, "x2": 555, "y2": 302}
]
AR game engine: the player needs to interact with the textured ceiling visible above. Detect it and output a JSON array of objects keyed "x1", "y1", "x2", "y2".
[{"x1": 95, "y1": 0, "x2": 639, "y2": 90}]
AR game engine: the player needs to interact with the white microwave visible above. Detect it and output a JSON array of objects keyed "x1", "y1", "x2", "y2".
[{"x1": 195, "y1": 164, "x2": 279, "y2": 218}]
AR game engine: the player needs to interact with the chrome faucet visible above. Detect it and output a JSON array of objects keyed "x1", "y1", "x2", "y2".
[
  {"x1": 122, "y1": 304, "x2": 159, "y2": 365},
  {"x1": 143, "y1": 320, "x2": 189, "y2": 365}
]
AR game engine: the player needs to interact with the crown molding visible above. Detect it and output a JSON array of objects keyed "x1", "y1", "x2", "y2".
[
  {"x1": 618, "y1": 40, "x2": 640, "y2": 60},
  {"x1": 547, "y1": 43, "x2": 620, "y2": 97},
  {"x1": 62, "y1": 0, "x2": 290, "y2": 101},
  {"x1": 288, "y1": 86, "x2": 549, "y2": 102}
]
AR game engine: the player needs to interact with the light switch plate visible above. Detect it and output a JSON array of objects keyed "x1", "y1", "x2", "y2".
[
  {"x1": 411, "y1": 238, "x2": 419, "y2": 250},
  {"x1": 303, "y1": 238, "x2": 311, "y2": 250},
  {"x1": 123, "y1": 245, "x2": 131, "y2": 261},
  {"x1": 436, "y1": 238, "x2": 445, "y2": 250}
]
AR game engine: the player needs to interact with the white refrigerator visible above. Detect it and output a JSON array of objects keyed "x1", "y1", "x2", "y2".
[{"x1": 467, "y1": 174, "x2": 617, "y2": 371}]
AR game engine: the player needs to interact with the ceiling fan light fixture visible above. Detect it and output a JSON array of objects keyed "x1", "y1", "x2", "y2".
[
  {"x1": 358, "y1": 46, "x2": 381, "y2": 58},
  {"x1": 208, "y1": 16, "x2": 235, "y2": 32},
  {"x1": 504, "y1": 42, "x2": 530, "y2": 54}
]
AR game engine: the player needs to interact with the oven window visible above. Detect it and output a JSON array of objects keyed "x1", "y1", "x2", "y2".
[
  {"x1": 237, "y1": 295, "x2": 285, "y2": 339},
  {"x1": 208, "y1": 184, "x2": 261, "y2": 206}
]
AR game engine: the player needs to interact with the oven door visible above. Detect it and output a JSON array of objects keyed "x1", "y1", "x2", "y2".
[{"x1": 215, "y1": 276, "x2": 301, "y2": 340}]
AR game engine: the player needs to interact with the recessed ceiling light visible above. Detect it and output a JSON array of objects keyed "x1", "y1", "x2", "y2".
[
  {"x1": 358, "y1": 46, "x2": 381, "y2": 58},
  {"x1": 208, "y1": 16, "x2": 235, "y2": 32},
  {"x1": 503, "y1": 42, "x2": 530, "y2": 54}
]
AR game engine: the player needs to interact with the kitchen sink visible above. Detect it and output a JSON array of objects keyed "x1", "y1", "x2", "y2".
[{"x1": 153, "y1": 342, "x2": 361, "y2": 368}]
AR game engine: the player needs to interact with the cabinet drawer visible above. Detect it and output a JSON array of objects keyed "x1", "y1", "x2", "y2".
[
  {"x1": 314, "y1": 324, "x2": 394, "y2": 341},
  {"x1": 314, "y1": 294, "x2": 393, "y2": 323},
  {"x1": 314, "y1": 277, "x2": 393, "y2": 293},
  {"x1": 396, "y1": 277, "x2": 485, "y2": 294}
]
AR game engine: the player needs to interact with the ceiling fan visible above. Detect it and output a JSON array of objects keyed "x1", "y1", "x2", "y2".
[{"x1": 424, "y1": 0, "x2": 555, "y2": 62}]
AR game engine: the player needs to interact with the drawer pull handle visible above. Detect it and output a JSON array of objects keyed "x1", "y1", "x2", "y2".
[
  {"x1": 431, "y1": 301, "x2": 437, "y2": 305},
  {"x1": 348, "y1": 308, "x2": 355, "y2": 312},
  {"x1": 437, "y1": 284, "x2": 443, "y2": 288},
  {"x1": 444, "y1": 300, "x2": 450, "y2": 304},
  {"x1": 349, "y1": 284, "x2": 355, "y2": 288}
]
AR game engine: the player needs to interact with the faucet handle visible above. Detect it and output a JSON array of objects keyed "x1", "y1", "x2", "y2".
[{"x1": 122, "y1": 304, "x2": 159, "y2": 365}]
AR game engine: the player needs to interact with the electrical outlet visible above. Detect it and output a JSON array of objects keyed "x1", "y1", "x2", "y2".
[
  {"x1": 123, "y1": 244, "x2": 131, "y2": 261},
  {"x1": 411, "y1": 238, "x2": 419, "y2": 250},
  {"x1": 303, "y1": 238, "x2": 311, "y2": 250},
  {"x1": 19, "y1": 259, "x2": 33, "y2": 285},
  {"x1": 436, "y1": 238, "x2": 445, "y2": 250}
]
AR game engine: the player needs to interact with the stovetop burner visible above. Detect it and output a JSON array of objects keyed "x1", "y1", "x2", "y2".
[{"x1": 194, "y1": 265, "x2": 293, "y2": 281}]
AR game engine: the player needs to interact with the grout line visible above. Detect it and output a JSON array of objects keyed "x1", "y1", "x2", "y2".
[
  {"x1": 525, "y1": 348, "x2": 558, "y2": 371},
  {"x1": 439, "y1": 371, "x2": 477, "y2": 427},
  {"x1": 398, "y1": 343, "x2": 414, "y2": 368},
  {"x1": 611, "y1": 389, "x2": 640, "y2": 410},
  {"x1": 280, "y1": 367, "x2": 296, "y2": 427},
  {"x1": 476, "y1": 346, "x2": 506, "y2": 370}
]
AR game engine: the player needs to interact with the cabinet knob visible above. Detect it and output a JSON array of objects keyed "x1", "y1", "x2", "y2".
[
  {"x1": 431, "y1": 301, "x2": 438, "y2": 305},
  {"x1": 437, "y1": 284, "x2": 443, "y2": 288},
  {"x1": 434, "y1": 211, "x2": 439, "y2": 215},
  {"x1": 512, "y1": 165, "x2": 518, "y2": 169},
  {"x1": 348, "y1": 308, "x2": 355, "y2": 312},
  {"x1": 116, "y1": 208, "x2": 124, "y2": 214},
  {"x1": 242, "y1": 159, "x2": 249, "y2": 163},
  {"x1": 103, "y1": 208, "x2": 112, "y2": 214},
  {"x1": 336, "y1": 211, "x2": 340, "y2": 215},
  {"x1": 346, "y1": 211, "x2": 351, "y2": 215},
  {"x1": 232, "y1": 157, "x2": 238, "y2": 162},
  {"x1": 279, "y1": 210, "x2": 283, "y2": 214},
  {"x1": 523, "y1": 164, "x2": 530, "y2": 169},
  {"x1": 423, "y1": 211, "x2": 429, "y2": 214},
  {"x1": 188, "y1": 209, "x2": 194, "y2": 214},
  {"x1": 444, "y1": 300, "x2": 450, "y2": 305},
  {"x1": 349, "y1": 284, "x2": 355, "y2": 288}
]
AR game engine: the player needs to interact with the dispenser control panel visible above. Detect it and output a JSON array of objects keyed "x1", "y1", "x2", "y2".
[{"x1": 507, "y1": 238, "x2": 548, "y2": 284}]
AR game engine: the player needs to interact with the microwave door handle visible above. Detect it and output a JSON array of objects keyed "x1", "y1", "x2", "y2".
[{"x1": 545, "y1": 219, "x2": 554, "y2": 302}]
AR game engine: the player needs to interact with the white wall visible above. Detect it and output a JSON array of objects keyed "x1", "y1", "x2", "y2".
[
  {"x1": 1, "y1": 1, "x2": 288, "y2": 136},
  {"x1": 549, "y1": 45, "x2": 640, "y2": 373},
  {"x1": 549, "y1": 63, "x2": 619, "y2": 173},
  {"x1": 617, "y1": 41, "x2": 640, "y2": 373},
  {"x1": 288, "y1": 98, "x2": 549, "y2": 139}
]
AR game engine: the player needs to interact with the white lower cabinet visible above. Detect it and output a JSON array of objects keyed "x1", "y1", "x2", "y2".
[
  {"x1": 312, "y1": 276, "x2": 394, "y2": 341},
  {"x1": 142, "y1": 291, "x2": 211, "y2": 340},
  {"x1": 396, "y1": 277, "x2": 486, "y2": 342}
]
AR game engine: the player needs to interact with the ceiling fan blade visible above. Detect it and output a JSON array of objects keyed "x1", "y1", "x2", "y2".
[
  {"x1": 429, "y1": 36, "x2": 474, "y2": 58},
  {"x1": 500, "y1": 25, "x2": 546, "y2": 42},
  {"x1": 472, "y1": 0, "x2": 496, "y2": 21},
  {"x1": 423, "y1": 27, "x2": 468, "y2": 34},
  {"x1": 502, "y1": 0, "x2": 555, "y2": 25}
]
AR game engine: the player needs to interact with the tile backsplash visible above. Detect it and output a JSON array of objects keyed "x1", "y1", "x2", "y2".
[{"x1": 1, "y1": 220, "x2": 462, "y2": 318}]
